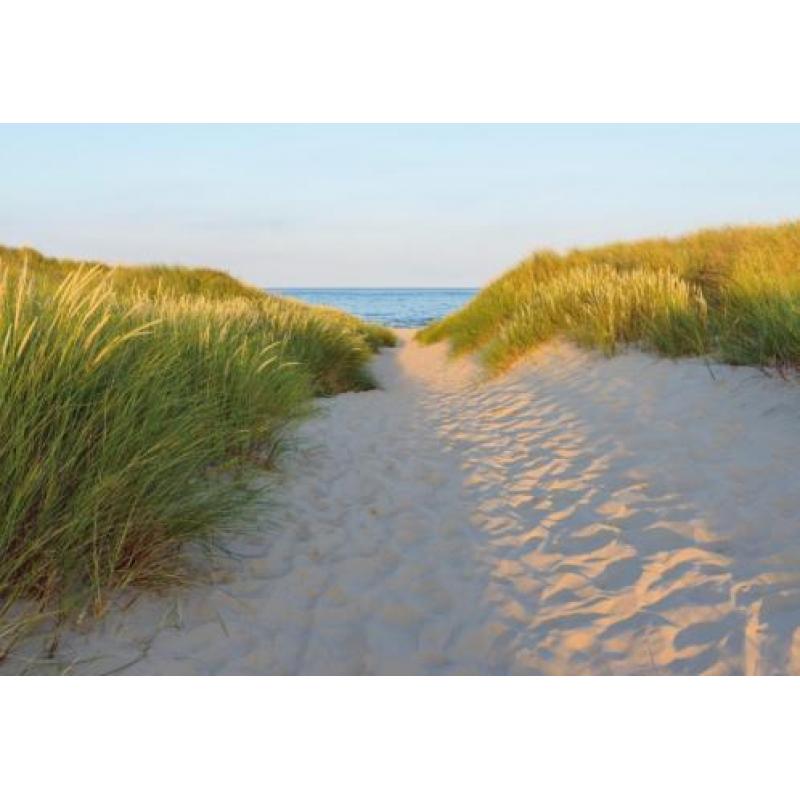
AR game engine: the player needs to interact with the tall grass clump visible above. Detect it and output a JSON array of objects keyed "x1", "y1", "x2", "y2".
[
  {"x1": 419, "y1": 220, "x2": 800, "y2": 373},
  {"x1": 481, "y1": 267, "x2": 708, "y2": 372},
  {"x1": 0, "y1": 249, "x2": 394, "y2": 653},
  {"x1": 715, "y1": 270, "x2": 800, "y2": 368}
]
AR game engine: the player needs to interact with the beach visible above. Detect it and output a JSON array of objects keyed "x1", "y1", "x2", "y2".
[{"x1": 6, "y1": 330, "x2": 800, "y2": 675}]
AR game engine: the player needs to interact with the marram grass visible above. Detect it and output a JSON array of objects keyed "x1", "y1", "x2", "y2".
[
  {"x1": 479, "y1": 266, "x2": 709, "y2": 372},
  {"x1": 0, "y1": 248, "x2": 395, "y2": 654},
  {"x1": 419, "y1": 220, "x2": 800, "y2": 373}
]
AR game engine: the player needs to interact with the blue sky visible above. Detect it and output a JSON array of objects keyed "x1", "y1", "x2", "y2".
[{"x1": 1, "y1": 124, "x2": 798, "y2": 287}]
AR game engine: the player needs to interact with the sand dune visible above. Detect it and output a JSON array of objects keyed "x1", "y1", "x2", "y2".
[{"x1": 6, "y1": 331, "x2": 800, "y2": 674}]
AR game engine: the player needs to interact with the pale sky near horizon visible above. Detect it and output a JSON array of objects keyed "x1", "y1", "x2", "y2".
[{"x1": 1, "y1": 124, "x2": 798, "y2": 287}]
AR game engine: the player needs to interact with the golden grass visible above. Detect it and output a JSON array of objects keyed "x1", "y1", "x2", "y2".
[{"x1": 418, "y1": 220, "x2": 800, "y2": 372}]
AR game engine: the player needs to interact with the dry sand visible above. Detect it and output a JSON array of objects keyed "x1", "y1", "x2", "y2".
[{"x1": 6, "y1": 330, "x2": 800, "y2": 674}]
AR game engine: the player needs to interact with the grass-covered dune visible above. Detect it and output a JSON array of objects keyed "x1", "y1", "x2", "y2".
[
  {"x1": 0, "y1": 245, "x2": 395, "y2": 652},
  {"x1": 418, "y1": 221, "x2": 800, "y2": 373}
]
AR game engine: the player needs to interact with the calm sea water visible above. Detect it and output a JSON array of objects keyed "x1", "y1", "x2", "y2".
[{"x1": 270, "y1": 288, "x2": 477, "y2": 327}]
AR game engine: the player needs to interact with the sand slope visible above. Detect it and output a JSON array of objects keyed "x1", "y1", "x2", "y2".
[{"x1": 6, "y1": 331, "x2": 800, "y2": 674}]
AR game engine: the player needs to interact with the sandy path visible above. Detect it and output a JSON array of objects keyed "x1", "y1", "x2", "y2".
[{"x1": 7, "y1": 331, "x2": 800, "y2": 674}]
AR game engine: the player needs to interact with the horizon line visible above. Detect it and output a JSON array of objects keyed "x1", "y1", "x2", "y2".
[{"x1": 268, "y1": 285, "x2": 478, "y2": 290}]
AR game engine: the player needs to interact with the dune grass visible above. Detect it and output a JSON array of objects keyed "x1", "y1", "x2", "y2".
[
  {"x1": 0, "y1": 246, "x2": 395, "y2": 654},
  {"x1": 419, "y1": 221, "x2": 800, "y2": 373}
]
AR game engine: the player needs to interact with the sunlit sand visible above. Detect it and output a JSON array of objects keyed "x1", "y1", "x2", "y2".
[{"x1": 7, "y1": 331, "x2": 800, "y2": 674}]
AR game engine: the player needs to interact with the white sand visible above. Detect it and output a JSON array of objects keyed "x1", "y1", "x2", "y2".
[{"x1": 6, "y1": 330, "x2": 800, "y2": 674}]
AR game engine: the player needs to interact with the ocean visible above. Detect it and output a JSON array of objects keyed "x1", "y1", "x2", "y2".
[{"x1": 269, "y1": 287, "x2": 477, "y2": 328}]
